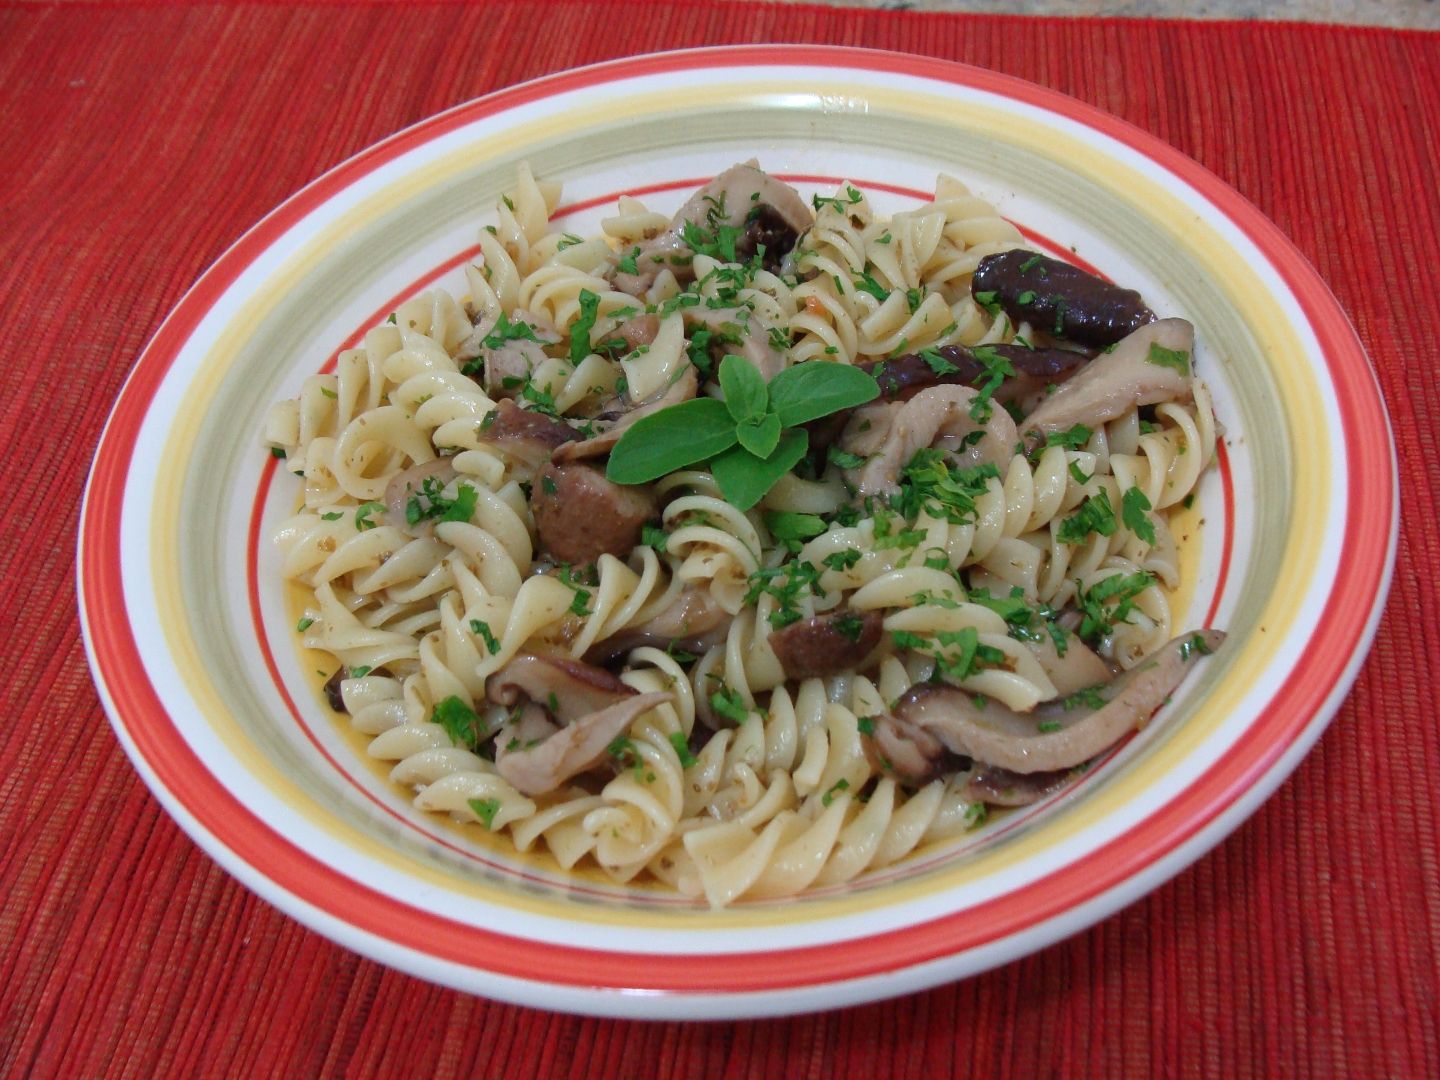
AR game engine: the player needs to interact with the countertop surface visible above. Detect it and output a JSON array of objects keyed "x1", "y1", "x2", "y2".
[{"x1": 4, "y1": 1, "x2": 1437, "y2": 1076}]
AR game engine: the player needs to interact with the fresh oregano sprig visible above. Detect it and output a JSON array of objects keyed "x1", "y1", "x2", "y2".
[{"x1": 605, "y1": 354, "x2": 879, "y2": 509}]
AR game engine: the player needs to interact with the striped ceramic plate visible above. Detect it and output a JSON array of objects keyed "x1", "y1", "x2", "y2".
[{"x1": 78, "y1": 46, "x2": 1395, "y2": 1018}]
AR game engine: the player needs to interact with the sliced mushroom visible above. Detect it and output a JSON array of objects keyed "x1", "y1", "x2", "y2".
[
  {"x1": 864, "y1": 713, "x2": 945, "y2": 785},
  {"x1": 476, "y1": 399, "x2": 578, "y2": 475},
  {"x1": 531, "y1": 461, "x2": 659, "y2": 565},
  {"x1": 843, "y1": 384, "x2": 1018, "y2": 496},
  {"x1": 769, "y1": 609, "x2": 883, "y2": 680},
  {"x1": 584, "y1": 586, "x2": 733, "y2": 664},
  {"x1": 612, "y1": 163, "x2": 812, "y2": 295},
  {"x1": 552, "y1": 366, "x2": 698, "y2": 463},
  {"x1": 972, "y1": 249, "x2": 1155, "y2": 348},
  {"x1": 1020, "y1": 318, "x2": 1195, "y2": 441},
  {"x1": 894, "y1": 629, "x2": 1225, "y2": 774},
  {"x1": 487, "y1": 653, "x2": 635, "y2": 722},
  {"x1": 383, "y1": 458, "x2": 459, "y2": 536},
  {"x1": 492, "y1": 700, "x2": 560, "y2": 757},
  {"x1": 963, "y1": 765, "x2": 1072, "y2": 807},
  {"x1": 496, "y1": 691, "x2": 672, "y2": 796},
  {"x1": 864, "y1": 344, "x2": 1090, "y2": 404}
]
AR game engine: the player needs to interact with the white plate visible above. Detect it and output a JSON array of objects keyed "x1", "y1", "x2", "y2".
[{"x1": 79, "y1": 46, "x2": 1396, "y2": 1018}]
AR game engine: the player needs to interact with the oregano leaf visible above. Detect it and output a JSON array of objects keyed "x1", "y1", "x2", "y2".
[{"x1": 605, "y1": 397, "x2": 738, "y2": 484}]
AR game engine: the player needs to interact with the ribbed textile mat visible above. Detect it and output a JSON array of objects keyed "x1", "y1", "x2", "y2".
[{"x1": 3, "y1": 1, "x2": 1436, "y2": 1075}]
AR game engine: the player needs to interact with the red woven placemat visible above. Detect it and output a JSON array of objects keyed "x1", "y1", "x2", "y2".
[{"x1": 3, "y1": 1, "x2": 1436, "y2": 1074}]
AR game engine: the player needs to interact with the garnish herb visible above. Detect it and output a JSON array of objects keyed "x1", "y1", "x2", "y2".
[
  {"x1": 764, "y1": 511, "x2": 827, "y2": 550},
  {"x1": 433, "y1": 695, "x2": 486, "y2": 747},
  {"x1": 1060, "y1": 685, "x2": 1108, "y2": 710},
  {"x1": 1178, "y1": 633, "x2": 1214, "y2": 661},
  {"x1": 641, "y1": 524, "x2": 669, "y2": 552},
  {"x1": 1056, "y1": 488, "x2": 1118, "y2": 545},
  {"x1": 606, "y1": 355, "x2": 878, "y2": 510},
  {"x1": 710, "y1": 685, "x2": 751, "y2": 723},
  {"x1": 667, "y1": 732, "x2": 699, "y2": 768},
  {"x1": 354, "y1": 501, "x2": 386, "y2": 531},
  {"x1": 568, "y1": 289, "x2": 601, "y2": 363},
  {"x1": 1121, "y1": 486, "x2": 1157, "y2": 544},
  {"x1": 467, "y1": 797, "x2": 501, "y2": 829},
  {"x1": 482, "y1": 311, "x2": 541, "y2": 351},
  {"x1": 1075, "y1": 570, "x2": 1156, "y2": 643},
  {"x1": 295, "y1": 616, "x2": 314, "y2": 632},
  {"x1": 469, "y1": 619, "x2": 501, "y2": 654},
  {"x1": 1146, "y1": 341, "x2": 1191, "y2": 375},
  {"x1": 822, "y1": 778, "x2": 851, "y2": 806},
  {"x1": 1045, "y1": 423, "x2": 1093, "y2": 451}
]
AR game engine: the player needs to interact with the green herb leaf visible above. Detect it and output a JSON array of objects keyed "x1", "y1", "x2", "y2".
[
  {"x1": 467, "y1": 797, "x2": 501, "y2": 829},
  {"x1": 1060, "y1": 685, "x2": 1107, "y2": 711},
  {"x1": 710, "y1": 686, "x2": 750, "y2": 723},
  {"x1": 269, "y1": 446, "x2": 287, "y2": 459},
  {"x1": 641, "y1": 523, "x2": 669, "y2": 552},
  {"x1": 1121, "y1": 486, "x2": 1156, "y2": 544},
  {"x1": 1076, "y1": 570, "x2": 1156, "y2": 643},
  {"x1": 295, "y1": 616, "x2": 314, "y2": 632},
  {"x1": 1045, "y1": 423, "x2": 1093, "y2": 451},
  {"x1": 440, "y1": 483, "x2": 478, "y2": 523},
  {"x1": 764, "y1": 511, "x2": 827, "y2": 543},
  {"x1": 710, "y1": 428, "x2": 808, "y2": 510},
  {"x1": 767, "y1": 361, "x2": 879, "y2": 427},
  {"x1": 919, "y1": 348, "x2": 960, "y2": 376},
  {"x1": 821, "y1": 778, "x2": 851, "y2": 806},
  {"x1": 605, "y1": 397, "x2": 739, "y2": 484},
  {"x1": 735, "y1": 411, "x2": 782, "y2": 457},
  {"x1": 469, "y1": 619, "x2": 501, "y2": 654},
  {"x1": 667, "y1": 731, "x2": 699, "y2": 768},
  {"x1": 433, "y1": 695, "x2": 486, "y2": 747},
  {"x1": 1146, "y1": 341, "x2": 1191, "y2": 375},
  {"x1": 482, "y1": 310, "x2": 541, "y2": 351},
  {"x1": 354, "y1": 501, "x2": 386, "y2": 531},
  {"x1": 719, "y1": 353, "x2": 769, "y2": 423},
  {"x1": 1056, "y1": 488, "x2": 1118, "y2": 545},
  {"x1": 853, "y1": 270, "x2": 889, "y2": 302},
  {"x1": 569, "y1": 289, "x2": 601, "y2": 364}
]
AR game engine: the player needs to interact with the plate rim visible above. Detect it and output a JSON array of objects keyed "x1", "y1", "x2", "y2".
[{"x1": 77, "y1": 43, "x2": 1397, "y2": 1017}]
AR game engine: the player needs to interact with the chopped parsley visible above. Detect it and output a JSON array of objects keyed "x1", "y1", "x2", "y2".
[
  {"x1": 354, "y1": 501, "x2": 386, "y2": 531},
  {"x1": 821, "y1": 778, "x2": 851, "y2": 806},
  {"x1": 822, "y1": 547, "x2": 862, "y2": 572},
  {"x1": 1121, "y1": 486, "x2": 1156, "y2": 544},
  {"x1": 295, "y1": 616, "x2": 314, "y2": 632},
  {"x1": 831, "y1": 612, "x2": 865, "y2": 643},
  {"x1": 1045, "y1": 423, "x2": 1093, "y2": 451},
  {"x1": 1060, "y1": 685, "x2": 1108, "y2": 711},
  {"x1": 433, "y1": 695, "x2": 486, "y2": 747},
  {"x1": 853, "y1": 269, "x2": 889, "y2": 302},
  {"x1": 710, "y1": 685, "x2": 750, "y2": 723},
  {"x1": 467, "y1": 797, "x2": 501, "y2": 829},
  {"x1": 568, "y1": 289, "x2": 601, "y2": 364},
  {"x1": 482, "y1": 310, "x2": 541, "y2": 351},
  {"x1": 1178, "y1": 633, "x2": 1214, "y2": 661},
  {"x1": 744, "y1": 559, "x2": 823, "y2": 628},
  {"x1": 812, "y1": 185, "x2": 863, "y2": 212},
  {"x1": 1146, "y1": 341, "x2": 1191, "y2": 375},
  {"x1": 641, "y1": 524, "x2": 669, "y2": 552},
  {"x1": 469, "y1": 619, "x2": 501, "y2": 654},
  {"x1": 1075, "y1": 570, "x2": 1156, "y2": 643},
  {"x1": 667, "y1": 731, "x2": 699, "y2": 768},
  {"x1": 405, "y1": 477, "x2": 478, "y2": 526},
  {"x1": 1056, "y1": 488, "x2": 1118, "y2": 545}
]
